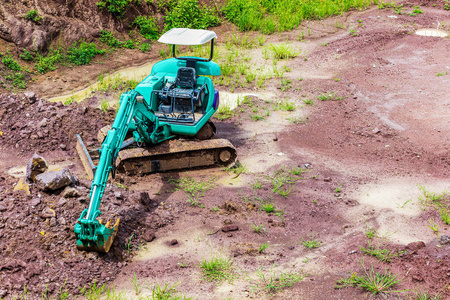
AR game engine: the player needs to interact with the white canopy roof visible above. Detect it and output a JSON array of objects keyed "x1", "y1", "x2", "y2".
[{"x1": 158, "y1": 28, "x2": 217, "y2": 45}]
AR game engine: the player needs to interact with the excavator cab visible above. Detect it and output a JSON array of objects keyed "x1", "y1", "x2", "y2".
[{"x1": 74, "y1": 28, "x2": 236, "y2": 253}]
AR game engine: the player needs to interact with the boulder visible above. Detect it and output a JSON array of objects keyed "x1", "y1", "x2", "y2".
[
  {"x1": 26, "y1": 154, "x2": 48, "y2": 182},
  {"x1": 35, "y1": 168, "x2": 72, "y2": 192}
]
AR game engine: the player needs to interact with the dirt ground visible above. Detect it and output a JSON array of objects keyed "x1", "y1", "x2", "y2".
[{"x1": 1, "y1": 1, "x2": 450, "y2": 299}]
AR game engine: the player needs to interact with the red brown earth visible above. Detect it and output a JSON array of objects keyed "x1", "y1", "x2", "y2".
[{"x1": 1, "y1": 1, "x2": 450, "y2": 299}]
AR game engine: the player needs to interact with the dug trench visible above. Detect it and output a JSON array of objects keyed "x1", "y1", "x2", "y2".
[{"x1": 1, "y1": 2, "x2": 450, "y2": 300}]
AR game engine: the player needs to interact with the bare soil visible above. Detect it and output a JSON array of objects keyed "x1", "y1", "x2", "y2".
[{"x1": 1, "y1": 1, "x2": 450, "y2": 299}]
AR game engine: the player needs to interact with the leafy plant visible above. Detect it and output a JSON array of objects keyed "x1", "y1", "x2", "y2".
[
  {"x1": 20, "y1": 50, "x2": 34, "y2": 61},
  {"x1": 287, "y1": 116, "x2": 308, "y2": 124},
  {"x1": 409, "y1": 6, "x2": 423, "y2": 16},
  {"x1": 148, "y1": 281, "x2": 192, "y2": 300},
  {"x1": 100, "y1": 100, "x2": 110, "y2": 112},
  {"x1": 133, "y1": 15, "x2": 159, "y2": 40},
  {"x1": 200, "y1": 257, "x2": 235, "y2": 283},
  {"x1": 25, "y1": 9, "x2": 43, "y2": 22},
  {"x1": 268, "y1": 168, "x2": 296, "y2": 197},
  {"x1": 35, "y1": 47, "x2": 64, "y2": 73},
  {"x1": 67, "y1": 41, "x2": 105, "y2": 65},
  {"x1": 262, "y1": 204, "x2": 274, "y2": 213},
  {"x1": 100, "y1": 30, "x2": 124, "y2": 48},
  {"x1": 140, "y1": 42, "x2": 152, "y2": 52},
  {"x1": 2, "y1": 55, "x2": 23, "y2": 71},
  {"x1": 335, "y1": 260, "x2": 402, "y2": 295},
  {"x1": 316, "y1": 92, "x2": 342, "y2": 101},
  {"x1": 97, "y1": 0, "x2": 133, "y2": 17},
  {"x1": 259, "y1": 243, "x2": 269, "y2": 253}
]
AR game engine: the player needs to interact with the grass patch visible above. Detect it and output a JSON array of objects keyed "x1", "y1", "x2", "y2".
[
  {"x1": 133, "y1": 15, "x2": 159, "y2": 40},
  {"x1": 268, "y1": 43, "x2": 300, "y2": 59},
  {"x1": 300, "y1": 234, "x2": 321, "y2": 249},
  {"x1": 170, "y1": 174, "x2": 217, "y2": 207},
  {"x1": 253, "y1": 267, "x2": 306, "y2": 294},
  {"x1": 418, "y1": 186, "x2": 450, "y2": 225},
  {"x1": 25, "y1": 9, "x2": 43, "y2": 22},
  {"x1": 251, "y1": 223, "x2": 266, "y2": 234},
  {"x1": 148, "y1": 281, "x2": 192, "y2": 300},
  {"x1": 164, "y1": 0, "x2": 220, "y2": 30},
  {"x1": 335, "y1": 260, "x2": 402, "y2": 295},
  {"x1": 200, "y1": 257, "x2": 236, "y2": 283},
  {"x1": 360, "y1": 243, "x2": 406, "y2": 262},
  {"x1": 316, "y1": 92, "x2": 342, "y2": 101}
]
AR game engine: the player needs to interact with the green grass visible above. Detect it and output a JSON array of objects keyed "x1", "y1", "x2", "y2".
[
  {"x1": 268, "y1": 168, "x2": 297, "y2": 197},
  {"x1": 200, "y1": 257, "x2": 235, "y2": 283},
  {"x1": 170, "y1": 174, "x2": 217, "y2": 207},
  {"x1": 35, "y1": 47, "x2": 64, "y2": 74},
  {"x1": 97, "y1": 0, "x2": 133, "y2": 16},
  {"x1": 262, "y1": 204, "x2": 275, "y2": 213},
  {"x1": 146, "y1": 281, "x2": 192, "y2": 300},
  {"x1": 164, "y1": 0, "x2": 220, "y2": 31},
  {"x1": 100, "y1": 30, "x2": 125, "y2": 48},
  {"x1": 259, "y1": 243, "x2": 269, "y2": 253},
  {"x1": 335, "y1": 260, "x2": 402, "y2": 295},
  {"x1": 300, "y1": 235, "x2": 321, "y2": 249},
  {"x1": 287, "y1": 115, "x2": 308, "y2": 124},
  {"x1": 251, "y1": 224, "x2": 266, "y2": 234},
  {"x1": 254, "y1": 267, "x2": 305, "y2": 294},
  {"x1": 223, "y1": 0, "x2": 377, "y2": 34},
  {"x1": 418, "y1": 186, "x2": 450, "y2": 225},
  {"x1": 414, "y1": 291, "x2": 442, "y2": 300},
  {"x1": 268, "y1": 43, "x2": 300, "y2": 60},
  {"x1": 316, "y1": 92, "x2": 342, "y2": 101},
  {"x1": 360, "y1": 244, "x2": 406, "y2": 262},
  {"x1": 302, "y1": 99, "x2": 315, "y2": 106},
  {"x1": 2, "y1": 54, "x2": 23, "y2": 71},
  {"x1": 223, "y1": 161, "x2": 247, "y2": 177}
]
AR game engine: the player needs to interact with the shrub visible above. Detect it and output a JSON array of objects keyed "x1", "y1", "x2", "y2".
[
  {"x1": 2, "y1": 55, "x2": 23, "y2": 71},
  {"x1": 20, "y1": 51, "x2": 34, "y2": 61},
  {"x1": 124, "y1": 40, "x2": 135, "y2": 49},
  {"x1": 133, "y1": 15, "x2": 159, "y2": 40},
  {"x1": 67, "y1": 41, "x2": 105, "y2": 65},
  {"x1": 97, "y1": 0, "x2": 133, "y2": 17},
  {"x1": 164, "y1": 0, "x2": 220, "y2": 30},
  {"x1": 100, "y1": 30, "x2": 124, "y2": 48},
  {"x1": 25, "y1": 10, "x2": 43, "y2": 22},
  {"x1": 34, "y1": 48, "x2": 64, "y2": 74},
  {"x1": 140, "y1": 42, "x2": 152, "y2": 52}
]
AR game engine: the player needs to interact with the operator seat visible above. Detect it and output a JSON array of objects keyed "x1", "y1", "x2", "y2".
[{"x1": 172, "y1": 67, "x2": 203, "y2": 110}]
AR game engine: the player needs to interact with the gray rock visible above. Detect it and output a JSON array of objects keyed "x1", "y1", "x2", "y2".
[
  {"x1": 24, "y1": 91, "x2": 36, "y2": 102},
  {"x1": 41, "y1": 207, "x2": 55, "y2": 218},
  {"x1": 26, "y1": 154, "x2": 48, "y2": 182},
  {"x1": 37, "y1": 118, "x2": 48, "y2": 128},
  {"x1": 57, "y1": 197, "x2": 67, "y2": 207},
  {"x1": 222, "y1": 224, "x2": 239, "y2": 232},
  {"x1": 30, "y1": 198, "x2": 41, "y2": 206},
  {"x1": 59, "y1": 217, "x2": 66, "y2": 225},
  {"x1": 35, "y1": 168, "x2": 72, "y2": 191},
  {"x1": 115, "y1": 191, "x2": 123, "y2": 200},
  {"x1": 62, "y1": 187, "x2": 79, "y2": 198},
  {"x1": 49, "y1": 217, "x2": 57, "y2": 227}
]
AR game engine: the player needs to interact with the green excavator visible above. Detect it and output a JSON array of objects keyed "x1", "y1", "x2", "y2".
[{"x1": 74, "y1": 28, "x2": 236, "y2": 253}]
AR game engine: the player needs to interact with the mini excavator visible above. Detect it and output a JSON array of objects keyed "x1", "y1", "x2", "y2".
[{"x1": 74, "y1": 28, "x2": 236, "y2": 253}]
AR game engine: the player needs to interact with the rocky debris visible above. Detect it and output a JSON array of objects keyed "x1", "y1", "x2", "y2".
[
  {"x1": 13, "y1": 177, "x2": 30, "y2": 195},
  {"x1": 35, "y1": 168, "x2": 73, "y2": 192},
  {"x1": 439, "y1": 236, "x2": 450, "y2": 245},
  {"x1": 222, "y1": 224, "x2": 239, "y2": 232},
  {"x1": 62, "y1": 187, "x2": 79, "y2": 198},
  {"x1": 24, "y1": 92, "x2": 37, "y2": 103},
  {"x1": 30, "y1": 198, "x2": 41, "y2": 206},
  {"x1": 26, "y1": 154, "x2": 48, "y2": 182},
  {"x1": 40, "y1": 207, "x2": 55, "y2": 218}
]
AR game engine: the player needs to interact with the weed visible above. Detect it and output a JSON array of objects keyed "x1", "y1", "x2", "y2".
[
  {"x1": 140, "y1": 42, "x2": 152, "y2": 53},
  {"x1": 100, "y1": 30, "x2": 124, "y2": 48},
  {"x1": 259, "y1": 243, "x2": 269, "y2": 253},
  {"x1": 414, "y1": 291, "x2": 442, "y2": 300},
  {"x1": 289, "y1": 166, "x2": 306, "y2": 176},
  {"x1": 364, "y1": 225, "x2": 377, "y2": 239},
  {"x1": 132, "y1": 272, "x2": 140, "y2": 295},
  {"x1": 263, "y1": 204, "x2": 275, "y2": 213},
  {"x1": 427, "y1": 218, "x2": 439, "y2": 236},
  {"x1": 170, "y1": 174, "x2": 217, "y2": 206},
  {"x1": 268, "y1": 43, "x2": 300, "y2": 60},
  {"x1": 287, "y1": 115, "x2": 308, "y2": 124},
  {"x1": 148, "y1": 281, "x2": 192, "y2": 300},
  {"x1": 276, "y1": 99, "x2": 296, "y2": 111},
  {"x1": 251, "y1": 224, "x2": 266, "y2": 234},
  {"x1": 302, "y1": 99, "x2": 314, "y2": 106},
  {"x1": 334, "y1": 185, "x2": 342, "y2": 193},
  {"x1": 80, "y1": 281, "x2": 106, "y2": 299},
  {"x1": 252, "y1": 180, "x2": 263, "y2": 190},
  {"x1": 436, "y1": 71, "x2": 448, "y2": 77},
  {"x1": 302, "y1": 257, "x2": 311, "y2": 263},
  {"x1": 360, "y1": 243, "x2": 406, "y2": 262},
  {"x1": 280, "y1": 79, "x2": 292, "y2": 91},
  {"x1": 335, "y1": 260, "x2": 402, "y2": 295},
  {"x1": 25, "y1": 9, "x2": 42, "y2": 22},
  {"x1": 397, "y1": 199, "x2": 412, "y2": 208},
  {"x1": 245, "y1": 71, "x2": 256, "y2": 83},
  {"x1": 2, "y1": 54, "x2": 23, "y2": 71},
  {"x1": 409, "y1": 6, "x2": 423, "y2": 16},
  {"x1": 418, "y1": 186, "x2": 449, "y2": 224},
  {"x1": 212, "y1": 206, "x2": 219, "y2": 212},
  {"x1": 224, "y1": 161, "x2": 247, "y2": 178},
  {"x1": 64, "y1": 95, "x2": 76, "y2": 105},
  {"x1": 100, "y1": 100, "x2": 110, "y2": 112},
  {"x1": 20, "y1": 50, "x2": 34, "y2": 61},
  {"x1": 215, "y1": 103, "x2": 234, "y2": 120},
  {"x1": 125, "y1": 234, "x2": 135, "y2": 254},
  {"x1": 268, "y1": 169, "x2": 296, "y2": 197},
  {"x1": 316, "y1": 92, "x2": 342, "y2": 101},
  {"x1": 348, "y1": 26, "x2": 357, "y2": 36},
  {"x1": 445, "y1": 0, "x2": 450, "y2": 10},
  {"x1": 200, "y1": 257, "x2": 235, "y2": 283},
  {"x1": 133, "y1": 15, "x2": 159, "y2": 40},
  {"x1": 35, "y1": 47, "x2": 64, "y2": 74},
  {"x1": 300, "y1": 235, "x2": 321, "y2": 249},
  {"x1": 67, "y1": 41, "x2": 105, "y2": 65},
  {"x1": 255, "y1": 267, "x2": 305, "y2": 294},
  {"x1": 97, "y1": 0, "x2": 133, "y2": 16}
]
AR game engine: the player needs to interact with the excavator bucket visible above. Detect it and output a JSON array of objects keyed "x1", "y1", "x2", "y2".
[{"x1": 74, "y1": 217, "x2": 120, "y2": 253}]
